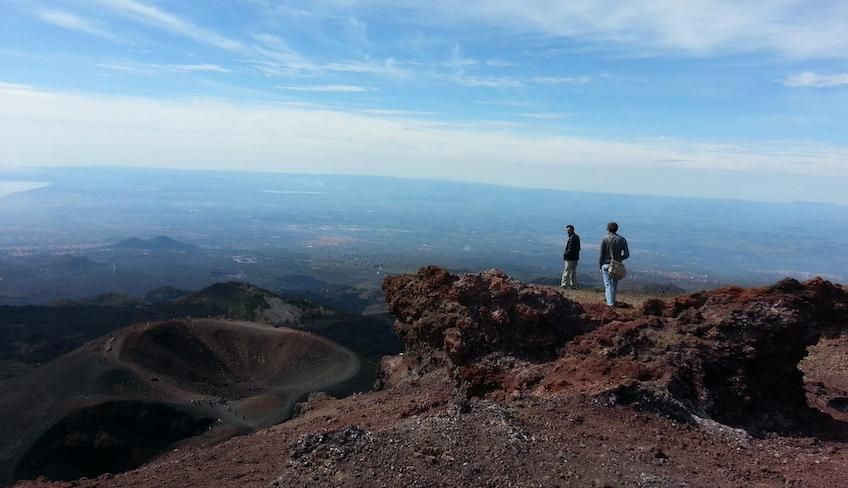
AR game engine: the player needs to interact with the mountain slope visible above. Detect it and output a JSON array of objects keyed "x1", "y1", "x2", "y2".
[{"x1": 15, "y1": 267, "x2": 848, "y2": 488}]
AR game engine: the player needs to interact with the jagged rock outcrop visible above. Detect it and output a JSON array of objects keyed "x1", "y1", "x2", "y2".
[
  {"x1": 380, "y1": 266, "x2": 589, "y2": 391},
  {"x1": 543, "y1": 277, "x2": 848, "y2": 427},
  {"x1": 381, "y1": 267, "x2": 848, "y2": 429}
]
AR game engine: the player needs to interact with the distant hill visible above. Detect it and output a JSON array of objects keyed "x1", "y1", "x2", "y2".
[
  {"x1": 178, "y1": 281, "x2": 330, "y2": 325},
  {"x1": 113, "y1": 235, "x2": 199, "y2": 252}
]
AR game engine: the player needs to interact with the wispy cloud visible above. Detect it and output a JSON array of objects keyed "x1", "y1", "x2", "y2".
[
  {"x1": 444, "y1": 45, "x2": 478, "y2": 67},
  {"x1": 0, "y1": 82, "x2": 35, "y2": 92},
  {"x1": 3, "y1": 85, "x2": 848, "y2": 205},
  {"x1": 98, "y1": 62, "x2": 230, "y2": 75},
  {"x1": 324, "y1": 59, "x2": 411, "y2": 78},
  {"x1": 485, "y1": 59, "x2": 516, "y2": 67},
  {"x1": 476, "y1": 100, "x2": 534, "y2": 107},
  {"x1": 255, "y1": 57, "x2": 412, "y2": 79},
  {"x1": 249, "y1": 33, "x2": 411, "y2": 79},
  {"x1": 251, "y1": 33, "x2": 308, "y2": 64},
  {"x1": 783, "y1": 72, "x2": 848, "y2": 88},
  {"x1": 359, "y1": 109, "x2": 439, "y2": 116},
  {"x1": 314, "y1": 1, "x2": 848, "y2": 59},
  {"x1": 98, "y1": 0, "x2": 241, "y2": 50},
  {"x1": 450, "y1": 75, "x2": 521, "y2": 88},
  {"x1": 37, "y1": 9, "x2": 118, "y2": 41},
  {"x1": 532, "y1": 76, "x2": 591, "y2": 85},
  {"x1": 278, "y1": 84, "x2": 370, "y2": 92},
  {"x1": 5, "y1": 85, "x2": 845, "y2": 178},
  {"x1": 517, "y1": 112, "x2": 570, "y2": 120}
]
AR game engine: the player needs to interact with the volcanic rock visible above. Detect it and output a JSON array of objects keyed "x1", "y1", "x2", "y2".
[
  {"x1": 548, "y1": 277, "x2": 847, "y2": 428},
  {"x1": 383, "y1": 267, "x2": 848, "y2": 430},
  {"x1": 381, "y1": 266, "x2": 589, "y2": 393}
]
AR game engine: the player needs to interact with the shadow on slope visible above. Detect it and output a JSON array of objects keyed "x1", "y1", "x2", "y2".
[{"x1": 14, "y1": 401, "x2": 213, "y2": 482}]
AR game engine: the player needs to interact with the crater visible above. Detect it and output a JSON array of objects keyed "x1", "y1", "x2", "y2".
[
  {"x1": 120, "y1": 320, "x2": 359, "y2": 399},
  {"x1": 3, "y1": 319, "x2": 362, "y2": 485}
]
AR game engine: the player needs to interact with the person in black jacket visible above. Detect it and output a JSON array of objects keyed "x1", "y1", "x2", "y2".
[
  {"x1": 599, "y1": 221, "x2": 630, "y2": 306},
  {"x1": 560, "y1": 225, "x2": 580, "y2": 289}
]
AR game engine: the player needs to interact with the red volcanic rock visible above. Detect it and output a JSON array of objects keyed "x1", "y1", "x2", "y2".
[
  {"x1": 385, "y1": 267, "x2": 848, "y2": 430},
  {"x1": 381, "y1": 266, "x2": 589, "y2": 389},
  {"x1": 545, "y1": 277, "x2": 848, "y2": 428}
]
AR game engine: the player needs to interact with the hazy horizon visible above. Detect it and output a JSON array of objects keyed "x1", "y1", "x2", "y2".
[
  {"x1": 1, "y1": 167, "x2": 845, "y2": 307},
  {"x1": 3, "y1": 165, "x2": 848, "y2": 207}
]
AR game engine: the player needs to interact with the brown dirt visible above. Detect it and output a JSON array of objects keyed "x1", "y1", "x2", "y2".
[{"x1": 15, "y1": 365, "x2": 848, "y2": 488}]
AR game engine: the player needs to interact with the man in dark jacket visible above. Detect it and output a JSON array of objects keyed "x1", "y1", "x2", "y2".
[
  {"x1": 561, "y1": 225, "x2": 580, "y2": 289},
  {"x1": 599, "y1": 221, "x2": 629, "y2": 306}
]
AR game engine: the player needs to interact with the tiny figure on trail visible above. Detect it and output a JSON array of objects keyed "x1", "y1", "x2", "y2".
[
  {"x1": 561, "y1": 225, "x2": 580, "y2": 289},
  {"x1": 599, "y1": 222, "x2": 630, "y2": 307}
]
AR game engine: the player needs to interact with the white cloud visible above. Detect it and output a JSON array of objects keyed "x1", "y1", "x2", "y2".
[
  {"x1": 517, "y1": 112, "x2": 570, "y2": 120},
  {"x1": 0, "y1": 82, "x2": 34, "y2": 92},
  {"x1": 783, "y1": 72, "x2": 848, "y2": 88},
  {"x1": 2, "y1": 85, "x2": 847, "y2": 189},
  {"x1": 532, "y1": 76, "x2": 591, "y2": 85},
  {"x1": 359, "y1": 109, "x2": 439, "y2": 116},
  {"x1": 98, "y1": 62, "x2": 231, "y2": 74},
  {"x1": 251, "y1": 33, "x2": 309, "y2": 67},
  {"x1": 98, "y1": 0, "x2": 242, "y2": 50},
  {"x1": 450, "y1": 75, "x2": 521, "y2": 88},
  {"x1": 249, "y1": 34, "x2": 411, "y2": 79},
  {"x1": 324, "y1": 58, "x2": 411, "y2": 78},
  {"x1": 278, "y1": 84, "x2": 370, "y2": 92},
  {"x1": 311, "y1": 1, "x2": 848, "y2": 59},
  {"x1": 37, "y1": 9, "x2": 118, "y2": 40},
  {"x1": 476, "y1": 100, "x2": 533, "y2": 107},
  {"x1": 445, "y1": 45, "x2": 478, "y2": 67},
  {"x1": 172, "y1": 64, "x2": 230, "y2": 73},
  {"x1": 485, "y1": 60, "x2": 516, "y2": 67}
]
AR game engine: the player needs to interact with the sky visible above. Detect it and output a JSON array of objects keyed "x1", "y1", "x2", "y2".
[{"x1": 1, "y1": 0, "x2": 847, "y2": 203}]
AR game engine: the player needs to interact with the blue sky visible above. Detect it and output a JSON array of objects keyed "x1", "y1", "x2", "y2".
[{"x1": 1, "y1": 1, "x2": 847, "y2": 203}]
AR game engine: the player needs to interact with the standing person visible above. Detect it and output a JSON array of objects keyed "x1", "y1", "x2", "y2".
[
  {"x1": 561, "y1": 225, "x2": 580, "y2": 289},
  {"x1": 599, "y1": 222, "x2": 629, "y2": 307}
]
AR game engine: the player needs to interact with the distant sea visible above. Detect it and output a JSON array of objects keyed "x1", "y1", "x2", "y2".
[{"x1": 0, "y1": 181, "x2": 48, "y2": 198}]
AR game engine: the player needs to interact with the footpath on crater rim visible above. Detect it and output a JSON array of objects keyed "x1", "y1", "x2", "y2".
[{"x1": 17, "y1": 266, "x2": 848, "y2": 488}]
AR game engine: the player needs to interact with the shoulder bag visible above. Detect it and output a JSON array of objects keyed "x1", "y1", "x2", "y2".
[{"x1": 607, "y1": 236, "x2": 627, "y2": 280}]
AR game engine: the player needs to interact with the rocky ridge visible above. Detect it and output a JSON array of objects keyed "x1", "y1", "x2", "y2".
[
  {"x1": 381, "y1": 267, "x2": 847, "y2": 431},
  {"x1": 15, "y1": 267, "x2": 848, "y2": 488}
]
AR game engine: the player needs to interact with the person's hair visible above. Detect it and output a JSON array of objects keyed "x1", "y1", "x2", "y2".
[
  {"x1": 566, "y1": 225, "x2": 574, "y2": 231},
  {"x1": 607, "y1": 222, "x2": 619, "y2": 233}
]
